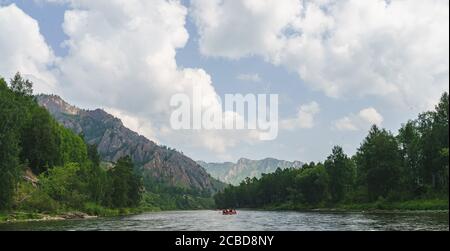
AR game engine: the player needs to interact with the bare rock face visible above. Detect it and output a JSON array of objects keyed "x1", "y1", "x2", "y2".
[{"x1": 37, "y1": 94, "x2": 223, "y2": 193}]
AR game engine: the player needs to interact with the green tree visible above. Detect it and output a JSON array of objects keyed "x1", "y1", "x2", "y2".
[
  {"x1": 1, "y1": 73, "x2": 145, "y2": 212},
  {"x1": 84, "y1": 144, "x2": 110, "y2": 204},
  {"x1": 58, "y1": 126, "x2": 88, "y2": 165},
  {"x1": 356, "y1": 126, "x2": 402, "y2": 201},
  {"x1": 0, "y1": 79, "x2": 24, "y2": 209},
  {"x1": 324, "y1": 146, "x2": 355, "y2": 203},
  {"x1": 296, "y1": 163, "x2": 329, "y2": 205},
  {"x1": 20, "y1": 106, "x2": 61, "y2": 173},
  {"x1": 9, "y1": 72, "x2": 33, "y2": 97},
  {"x1": 87, "y1": 144, "x2": 101, "y2": 167},
  {"x1": 398, "y1": 121, "x2": 422, "y2": 195},
  {"x1": 40, "y1": 163, "x2": 87, "y2": 208},
  {"x1": 416, "y1": 92, "x2": 449, "y2": 193},
  {"x1": 109, "y1": 156, "x2": 142, "y2": 208},
  {"x1": 431, "y1": 93, "x2": 449, "y2": 192}
]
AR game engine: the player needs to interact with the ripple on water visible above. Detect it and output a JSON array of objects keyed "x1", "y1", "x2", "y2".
[{"x1": 0, "y1": 210, "x2": 448, "y2": 231}]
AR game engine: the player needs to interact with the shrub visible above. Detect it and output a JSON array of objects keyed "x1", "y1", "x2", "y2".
[{"x1": 20, "y1": 190, "x2": 60, "y2": 213}]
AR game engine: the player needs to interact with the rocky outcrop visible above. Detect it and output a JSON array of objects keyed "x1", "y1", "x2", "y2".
[
  {"x1": 37, "y1": 94, "x2": 223, "y2": 193},
  {"x1": 23, "y1": 168, "x2": 39, "y2": 187}
]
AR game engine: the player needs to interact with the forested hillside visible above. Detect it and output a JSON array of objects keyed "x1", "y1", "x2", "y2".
[
  {"x1": 0, "y1": 73, "x2": 142, "y2": 215},
  {"x1": 36, "y1": 94, "x2": 224, "y2": 210},
  {"x1": 215, "y1": 93, "x2": 449, "y2": 210}
]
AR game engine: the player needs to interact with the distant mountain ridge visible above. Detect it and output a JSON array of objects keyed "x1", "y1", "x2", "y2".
[
  {"x1": 198, "y1": 158, "x2": 304, "y2": 185},
  {"x1": 37, "y1": 94, "x2": 223, "y2": 193}
]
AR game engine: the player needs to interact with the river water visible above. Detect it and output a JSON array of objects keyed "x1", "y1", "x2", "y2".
[{"x1": 0, "y1": 210, "x2": 448, "y2": 231}]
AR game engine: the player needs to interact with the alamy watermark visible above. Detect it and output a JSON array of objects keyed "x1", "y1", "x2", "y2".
[{"x1": 170, "y1": 86, "x2": 279, "y2": 140}]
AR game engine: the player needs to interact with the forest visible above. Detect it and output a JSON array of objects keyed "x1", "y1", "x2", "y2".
[
  {"x1": 0, "y1": 73, "x2": 143, "y2": 216},
  {"x1": 215, "y1": 93, "x2": 449, "y2": 210}
]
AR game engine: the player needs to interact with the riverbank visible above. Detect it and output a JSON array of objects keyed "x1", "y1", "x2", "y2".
[
  {"x1": 1, "y1": 192, "x2": 216, "y2": 224},
  {"x1": 0, "y1": 211, "x2": 98, "y2": 224},
  {"x1": 0, "y1": 204, "x2": 163, "y2": 224},
  {"x1": 262, "y1": 199, "x2": 449, "y2": 213}
]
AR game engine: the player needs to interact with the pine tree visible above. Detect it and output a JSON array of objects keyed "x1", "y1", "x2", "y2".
[
  {"x1": 0, "y1": 79, "x2": 24, "y2": 209},
  {"x1": 356, "y1": 126, "x2": 402, "y2": 201},
  {"x1": 9, "y1": 72, "x2": 33, "y2": 97},
  {"x1": 325, "y1": 146, "x2": 355, "y2": 203}
]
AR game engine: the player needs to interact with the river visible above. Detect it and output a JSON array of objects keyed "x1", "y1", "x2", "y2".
[{"x1": 0, "y1": 210, "x2": 448, "y2": 231}]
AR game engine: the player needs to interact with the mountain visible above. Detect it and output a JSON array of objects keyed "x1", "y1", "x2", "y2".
[
  {"x1": 198, "y1": 158, "x2": 304, "y2": 185},
  {"x1": 37, "y1": 94, "x2": 223, "y2": 193}
]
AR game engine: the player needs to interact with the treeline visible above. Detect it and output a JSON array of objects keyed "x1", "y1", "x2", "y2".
[
  {"x1": 0, "y1": 73, "x2": 142, "y2": 213},
  {"x1": 215, "y1": 93, "x2": 449, "y2": 209}
]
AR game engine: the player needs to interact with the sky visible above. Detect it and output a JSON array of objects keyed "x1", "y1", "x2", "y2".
[{"x1": 0, "y1": 0, "x2": 449, "y2": 163}]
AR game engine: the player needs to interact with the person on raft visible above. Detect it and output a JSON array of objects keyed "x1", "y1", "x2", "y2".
[{"x1": 222, "y1": 209, "x2": 237, "y2": 215}]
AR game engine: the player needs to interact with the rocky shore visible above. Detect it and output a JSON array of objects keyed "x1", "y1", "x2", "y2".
[{"x1": 1, "y1": 212, "x2": 97, "y2": 224}]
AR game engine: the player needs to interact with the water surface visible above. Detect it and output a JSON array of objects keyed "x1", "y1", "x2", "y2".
[{"x1": 0, "y1": 210, "x2": 448, "y2": 231}]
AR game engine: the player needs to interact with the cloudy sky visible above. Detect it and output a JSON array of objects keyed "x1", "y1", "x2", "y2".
[{"x1": 1, "y1": 0, "x2": 448, "y2": 163}]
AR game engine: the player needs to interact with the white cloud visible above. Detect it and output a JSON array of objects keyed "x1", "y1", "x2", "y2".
[
  {"x1": 55, "y1": 0, "x2": 191, "y2": 114},
  {"x1": 237, "y1": 73, "x2": 261, "y2": 83},
  {"x1": 281, "y1": 101, "x2": 320, "y2": 130},
  {"x1": 358, "y1": 108, "x2": 384, "y2": 126},
  {"x1": 191, "y1": 0, "x2": 301, "y2": 60},
  {"x1": 0, "y1": 1, "x2": 264, "y2": 157},
  {"x1": 191, "y1": 0, "x2": 450, "y2": 111},
  {"x1": 105, "y1": 107, "x2": 160, "y2": 144},
  {"x1": 334, "y1": 107, "x2": 383, "y2": 131},
  {"x1": 0, "y1": 4, "x2": 57, "y2": 94},
  {"x1": 334, "y1": 117, "x2": 359, "y2": 131}
]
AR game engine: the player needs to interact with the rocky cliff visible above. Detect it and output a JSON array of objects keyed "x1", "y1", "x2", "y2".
[{"x1": 37, "y1": 94, "x2": 223, "y2": 193}]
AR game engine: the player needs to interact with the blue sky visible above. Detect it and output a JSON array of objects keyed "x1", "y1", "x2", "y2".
[{"x1": 1, "y1": 0, "x2": 448, "y2": 163}]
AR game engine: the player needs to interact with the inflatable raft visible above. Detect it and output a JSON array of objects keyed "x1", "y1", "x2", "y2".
[{"x1": 222, "y1": 210, "x2": 237, "y2": 215}]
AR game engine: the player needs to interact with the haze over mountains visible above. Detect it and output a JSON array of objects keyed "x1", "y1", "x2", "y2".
[
  {"x1": 198, "y1": 158, "x2": 304, "y2": 185},
  {"x1": 37, "y1": 94, "x2": 223, "y2": 193}
]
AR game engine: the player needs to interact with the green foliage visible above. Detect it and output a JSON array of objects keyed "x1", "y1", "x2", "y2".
[
  {"x1": 20, "y1": 188, "x2": 61, "y2": 213},
  {"x1": 398, "y1": 120, "x2": 422, "y2": 195},
  {"x1": 20, "y1": 105, "x2": 62, "y2": 173},
  {"x1": 215, "y1": 168, "x2": 301, "y2": 208},
  {"x1": 0, "y1": 73, "x2": 143, "y2": 213},
  {"x1": 416, "y1": 93, "x2": 449, "y2": 192},
  {"x1": 58, "y1": 126, "x2": 88, "y2": 166},
  {"x1": 109, "y1": 156, "x2": 143, "y2": 208},
  {"x1": 335, "y1": 199, "x2": 449, "y2": 211},
  {"x1": 82, "y1": 202, "x2": 120, "y2": 217},
  {"x1": 9, "y1": 72, "x2": 33, "y2": 97},
  {"x1": 20, "y1": 105, "x2": 88, "y2": 174},
  {"x1": 296, "y1": 164, "x2": 329, "y2": 205},
  {"x1": 85, "y1": 162, "x2": 111, "y2": 205},
  {"x1": 14, "y1": 179, "x2": 60, "y2": 213},
  {"x1": 87, "y1": 144, "x2": 101, "y2": 167},
  {"x1": 215, "y1": 93, "x2": 449, "y2": 210},
  {"x1": 325, "y1": 146, "x2": 355, "y2": 203},
  {"x1": 356, "y1": 126, "x2": 402, "y2": 201},
  {"x1": 0, "y1": 78, "x2": 25, "y2": 209},
  {"x1": 0, "y1": 212, "x2": 43, "y2": 223},
  {"x1": 39, "y1": 163, "x2": 88, "y2": 209},
  {"x1": 140, "y1": 175, "x2": 216, "y2": 210}
]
